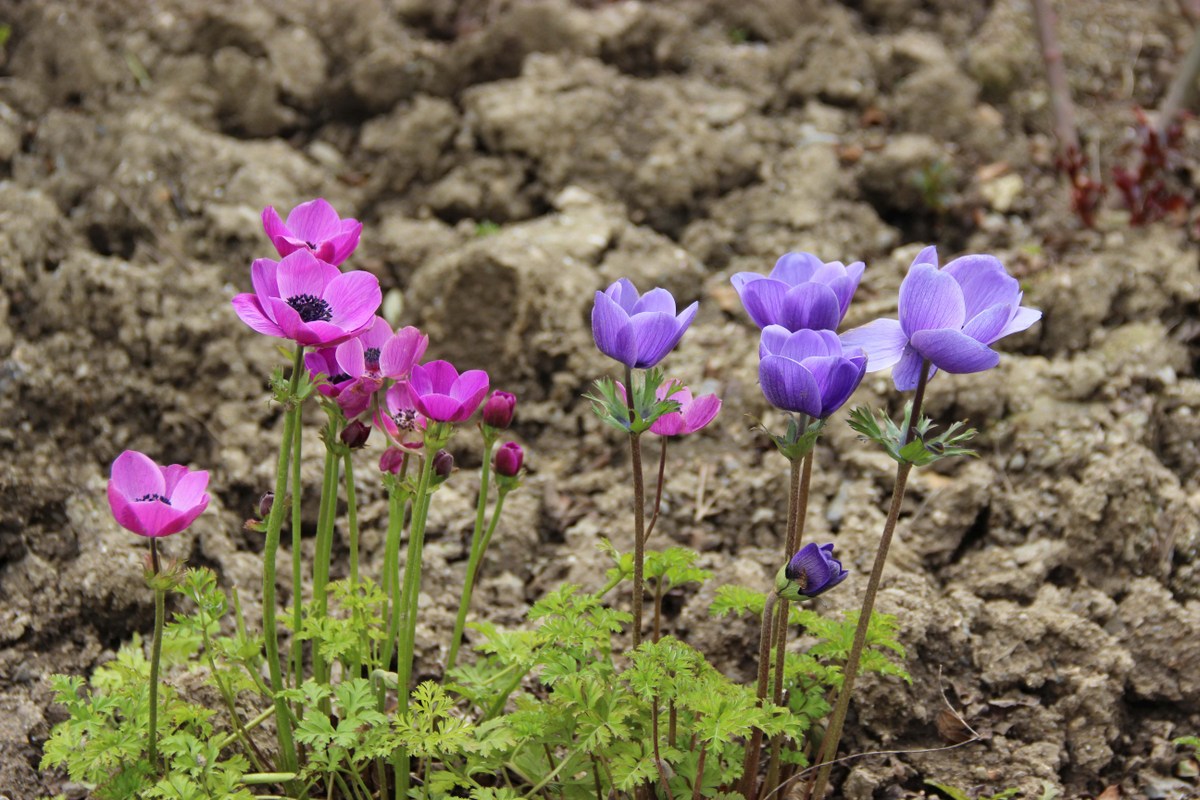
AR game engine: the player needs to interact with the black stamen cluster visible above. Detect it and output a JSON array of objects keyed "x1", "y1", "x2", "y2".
[{"x1": 287, "y1": 293, "x2": 333, "y2": 323}]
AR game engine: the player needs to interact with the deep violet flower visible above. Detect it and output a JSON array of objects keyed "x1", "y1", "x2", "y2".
[
  {"x1": 408, "y1": 360, "x2": 490, "y2": 423},
  {"x1": 841, "y1": 247, "x2": 1041, "y2": 391},
  {"x1": 775, "y1": 542, "x2": 848, "y2": 600},
  {"x1": 648, "y1": 380, "x2": 721, "y2": 437},
  {"x1": 482, "y1": 391, "x2": 517, "y2": 430},
  {"x1": 731, "y1": 252, "x2": 865, "y2": 331},
  {"x1": 340, "y1": 420, "x2": 371, "y2": 449},
  {"x1": 592, "y1": 279, "x2": 698, "y2": 369},
  {"x1": 262, "y1": 198, "x2": 363, "y2": 266},
  {"x1": 377, "y1": 382, "x2": 427, "y2": 450},
  {"x1": 231, "y1": 249, "x2": 381, "y2": 347},
  {"x1": 759, "y1": 326, "x2": 867, "y2": 419},
  {"x1": 432, "y1": 449, "x2": 455, "y2": 480},
  {"x1": 494, "y1": 442, "x2": 524, "y2": 478},
  {"x1": 107, "y1": 450, "x2": 210, "y2": 538},
  {"x1": 333, "y1": 319, "x2": 428, "y2": 417}
]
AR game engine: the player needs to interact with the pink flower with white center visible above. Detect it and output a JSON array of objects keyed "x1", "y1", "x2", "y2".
[
  {"x1": 261, "y1": 198, "x2": 363, "y2": 266},
  {"x1": 377, "y1": 382, "x2": 427, "y2": 450},
  {"x1": 408, "y1": 360, "x2": 490, "y2": 423},
  {"x1": 648, "y1": 380, "x2": 722, "y2": 437},
  {"x1": 107, "y1": 451, "x2": 210, "y2": 538},
  {"x1": 231, "y1": 249, "x2": 381, "y2": 347}
]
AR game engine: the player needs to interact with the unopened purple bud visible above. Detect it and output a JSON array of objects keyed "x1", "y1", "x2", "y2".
[
  {"x1": 775, "y1": 542, "x2": 848, "y2": 601},
  {"x1": 341, "y1": 420, "x2": 371, "y2": 449},
  {"x1": 379, "y1": 447, "x2": 405, "y2": 475},
  {"x1": 482, "y1": 391, "x2": 517, "y2": 429},
  {"x1": 258, "y1": 492, "x2": 274, "y2": 519},
  {"x1": 494, "y1": 442, "x2": 524, "y2": 478},
  {"x1": 433, "y1": 449, "x2": 455, "y2": 479}
]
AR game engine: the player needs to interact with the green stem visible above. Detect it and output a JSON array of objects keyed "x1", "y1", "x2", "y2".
[
  {"x1": 394, "y1": 434, "x2": 444, "y2": 800},
  {"x1": 260, "y1": 346, "x2": 304, "y2": 775},
  {"x1": 148, "y1": 539, "x2": 163, "y2": 769},
  {"x1": 807, "y1": 361, "x2": 929, "y2": 800},
  {"x1": 289, "y1": 404, "x2": 304, "y2": 688},
  {"x1": 381, "y1": 485, "x2": 408, "y2": 680},
  {"x1": 740, "y1": 589, "x2": 778, "y2": 799},
  {"x1": 446, "y1": 437, "x2": 498, "y2": 671},
  {"x1": 343, "y1": 450, "x2": 364, "y2": 677},
  {"x1": 448, "y1": 488, "x2": 509, "y2": 671},
  {"x1": 312, "y1": 425, "x2": 342, "y2": 689}
]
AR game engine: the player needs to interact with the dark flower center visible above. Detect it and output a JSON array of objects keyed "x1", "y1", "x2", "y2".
[
  {"x1": 287, "y1": 293, "x2": 333, "y2": 323},
  {"x1": 364, "y1": 347, "x2": 381, "y2": 372},
  {"x1": 305, "y1": 240, "x2": 318, "y2": 250},
  {"x1": 135, "y1": 493, "x2": 171, "y2": 505},
  {"x1": 392, "y1": 409, "x2": 418, "y2": 431},
  {"x1": 784, "y1": 565, "x2": 808, "y2": 589},
  {"x1": 329, "y1": 372, "x2": 350, "y2": 384}
]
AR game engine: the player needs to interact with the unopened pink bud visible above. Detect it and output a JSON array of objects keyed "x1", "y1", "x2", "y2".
[
  {"x1": 494, "y1": 442, "x2": 524, "y2": 478},
  {"x1": 341, "y1": 420, "x2": 371, "y2": 449},
  {"x1": 482, "y1": 391, "x2": 517, "y2": 429}
]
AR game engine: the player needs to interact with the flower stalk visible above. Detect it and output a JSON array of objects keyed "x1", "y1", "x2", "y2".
[
  {"x1": 147, "y1": 538, "x2": 164, "y2": 768},
  {"x1": 625, "y1": 364, "x2": 648, "y2": 648},
  {"x1": 740, "y1": 589, "x2": 779, "y2": 799},
  {"x1": 806, "y1": 361, "x2": 930, "y2": 800},
  {"x1": 446, "y1": 432, "x2": 498, "y2": 670}
]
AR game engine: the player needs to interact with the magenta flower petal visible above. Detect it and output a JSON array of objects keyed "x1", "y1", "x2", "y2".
[
  {"x1": 592, "y1": 290, "x2": 638, "y2": 366},
  {"x1": 381, "y1": 326, "x2": 429, "y2": 379},
  {"x1": 899, "y1": 263, "x2": 966, "y2": 336},
  {"x1": 168, "y1": 470, "x2": 210, "y2": 509},
  {"x1": 262, "y1": 206, "x2": 292, "y2": 252},
  {"x1": 130, "y1": 502, "x2": 184, "y2": 539},
  {"x1": 323, "y1": 271, "x2": 382, "y2": 332},
  {"x1": 277, "y1": 250, "x2": 340, "y2": 300},
  {"x1": 286, "y1": 198, "x2": 343, "y2": 244},
  {"x1": 112, "y1": 450, "x2": 166, "y2": 501},
  {"x1": 268, "y1": 297, "x2": 311, "y2": 342},
  {"x1": 760, "y1": 355, "x2": 822, "y2": 418},
  {"x1": 328, "y1": 219, "x2": 364, "y2": 265},
  {"x1": 416, "y1": 361, "x2": 459, "y2": 394},
  {"x1": 840, "y1": 319, "x2": 908, "y2": 372},
  {"x1": 680, "y1": 392, "x2": 721, "y2": 432},
  {"x1": 449, "y1": 369, "x2": 490, "y2": 407},
  {"x1": 336, "y1": 338, "x2": 367, "y2": 378},
  {"x1": 107, "y1": 482, "x2": 140, "y2": 533},
  {"x1": 414, "y1": 393, "x2": 462, "y2": 422},
  {"x1": 910, "y1": 328, "x2": 1001, "y2": 374},
  {"x1": 251, "y1": 258, "x2": 280, "y2": 300},
  {"x1": 943, "y1": 255, "x2": 1021, "y2": 320},
  {"x1": 232, "y1": 294, "x2": 285, "y2": 337}
]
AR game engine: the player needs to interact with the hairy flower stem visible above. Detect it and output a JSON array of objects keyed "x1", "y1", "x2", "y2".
[
  {"x1": 740, "y1": 589, "x2": 779, "y2": 799},
  {"x1": 446, "y1": 436, "x2": 498, "y2": 671},
  {"x1": 312, "y1": 422, "x2": 342, "y2": 693},
  {"x1": 261, "y1": 347, "x2": 304, "y2": 775},
  {"x1": 764, "y1": 451, "x2": 813, "y2": 796},
  {"x1": 807, "y1": 362, "x2": 929, "y2": 800},
  {"x1": 289, "y1": 410, "x2": 303, "y2": 688},
  {"x1": 624, "y1": 365, "x2": 648, "y2": 648},
  {"x1": 448, "y1": 487, "x2": 509, "y2": 670},
  {"x1": 395, "y1": 436, "x2": 443, "y2": 800},
  {"x1": 692, "y1": 743, "x2": 709, "y2": 800},
  {"x1": 147, "y1": 539, "x2": 163, "y2": 768},
  {"x1": 644, "y1": 437, "x2": 668, "y2": 542}
]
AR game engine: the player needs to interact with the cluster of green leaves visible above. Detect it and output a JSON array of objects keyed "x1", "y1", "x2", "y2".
[
  {"x1": 926, "y1": 782, "x2": 1020, "y2": 800},
  {"x1": 755, "y1": 414, "x2": 825, "y2": 461},
  {"x1": 849, "y1": 404, "x2": 977, "y2": 466},
  {"x1": 586, "y1": 368, "x2": 682, "y2": 434}
]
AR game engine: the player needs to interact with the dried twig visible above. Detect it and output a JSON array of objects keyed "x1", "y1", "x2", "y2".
[{"x1": 1158, "y1": 24, "x2": 1200, "y2": 134}]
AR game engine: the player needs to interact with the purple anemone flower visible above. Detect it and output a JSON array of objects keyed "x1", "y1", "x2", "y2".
[
  {"x1": 231, "y1": 249, "x2": 381, "y2": 348},
  {"x1": 592, "y1": 279, "x2": 698, "y2": 369},
  {"x1": 305, "y1": 347, "x2": 353, "y2": 398},
  {"x1": 408, "y1": 360, "x2": 490, "y2": 423},
  {"x1": 781, "y1": 542, "x2": 848, "y2": 598},
  {"x1": 377, "y1": 382, "x2": 427, "y2": 450},
  {"x1": 841, "y1": 247, "x2": 1041, "y2": 391},
  {"x1": 759, "y1": 326, "x2": 867, "y2": 419},
  {"x1": 262, "y1": 198, "x2": 363, "y2": 266},
  {"x1": 107, "y1": 450, "x2": 210, "y2": 539},
  {"x1": 731, "y1": 252, "x2": 865, "y2": 331},
  {"x1": 648, "y1": 380, "x2": 721, "y2": 437}
]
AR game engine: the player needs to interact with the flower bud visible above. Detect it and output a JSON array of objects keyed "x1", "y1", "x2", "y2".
[
  {"x1": 379, "y1": 447, "x2": 405, "y2": 475},
  {"x1": 494, "y1": 442, "x2": 524, "y2": 478},
  {"x1": 433, "y1": 449, "x2": 455, "y2": 480},
  {"x1": 258, "y1": 492, "x2": 275, "y2": 519},
  {"x1": 340, "y1": 420, "x2": 371, "y2": 449},
  {"x1": 775, "y1": 542, "x2": 848, "y2": 601},
  {"x1": 482, "y1": 391, "x2": 517, "y2": 429}
]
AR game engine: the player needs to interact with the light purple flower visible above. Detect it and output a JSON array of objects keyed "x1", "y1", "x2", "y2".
[
  {"x1": 731, "y1": 252, "x2": 865, "y2": 331},
  {"x1": 107, "y1": 450, "x2": 210, "y2": 539},
  {"x1": 592, "y1": 279, "x2": 698, "y2": 369},
  {"x1": 759, "y1": 326, "x2": 867, "y2": 419},
  {"x1": 648, "y1": 380, "x2": 721, "y2": 437},
  {"x1": 231, "y1": 249, "x2": 381, "y2": 347},
  {"x1": 841, "y1": 247, "x2": 1041, "y2": 391},
  {"x1": 261, "y1": 198, "x2": 363, "y2": 266},
  {"x1": 408, "y1": 360, "x2": 490, "y2": 423}
]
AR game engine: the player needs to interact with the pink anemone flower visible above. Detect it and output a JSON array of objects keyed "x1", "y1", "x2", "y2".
[
  {"x1": 261, "y1": 198, "x2": 363, "y2": 266},
  {"x1": 377, "y1": 382, "x2": 428, "y2": 450},
  {"x1": 107, "y1": 450, "x2": 210, "y2": 538},
  {"x1": 231, "y1": 249, "x2": 381, "y2": 348},
  {"x1": 408, "y1": 360, "x2": 490, "y2": 423},
  {"x1": 649, "y1": 380, "x2": 722, "y2": 437},
  {"x1": 335, "y1": 320, "x2": 430, "y2": 418}
]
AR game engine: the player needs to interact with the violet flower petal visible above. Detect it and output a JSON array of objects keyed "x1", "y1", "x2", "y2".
[
  {"x1": 769, "y1": 252, "x2": 822, "y2": 283},
  {"x1": 780, "y1": 283, "x2": 842, "y2": 332},
  {"x1": 631, "y1": 312, "x2": 683, "y2": 368},
  {"x1": 891, "y1": 344, "x2": 930, "y2": 391},
  {"x1": 605, "y1": 278, "x2": 640, "y2": 312},
  {"x1": 943, "y1": 255, "x2": 1021, "y2": 320},
  {"x1": 910, "y1": 328, "x2": 1001, "y2": 374},
  {"x1": 960, "y1": 304, "x2": 1013, "y2": 345},
  {"x1": 760, "y1": 356, "x2": 822, "y2": 418},
  {"x1": 759, "y1": 324, "x2": 792, "y2": 358},
  {"x1": 899, "y1": 263, "x2": 966, "y2": 336},
  {"x1": 592, "y1": 290, "x2": 637, "y2": 366},
  {"x1": 778, "y1": 329, "x2": 833, "y2": 362},
  {"x1": 840, "y1": 319, "x2": 908, "y2": 372},
  {"x1": 738, "y1": 279, "x2": 788, "y2": 329},
  {"x1": 998, "y1": 306, "x2": 1042, "y2": 339},
  {"x1": 632, "y1": 287, "x2": 677, "y2": 315}
]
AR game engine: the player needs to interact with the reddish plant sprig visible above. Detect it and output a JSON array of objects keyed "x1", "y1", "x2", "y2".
[{"x1": 1113, "y1": 107, "x2": 1193, "y2": 226}]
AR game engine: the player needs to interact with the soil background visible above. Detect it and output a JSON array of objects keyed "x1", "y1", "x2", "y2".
[{"x1": 1, "y1": 0, "x2": 1199, "y2": 798}]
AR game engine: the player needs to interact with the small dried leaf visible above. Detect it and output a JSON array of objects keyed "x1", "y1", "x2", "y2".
[{"x1": 935, "y1": 708, "x2": 973, "y2": 745}]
